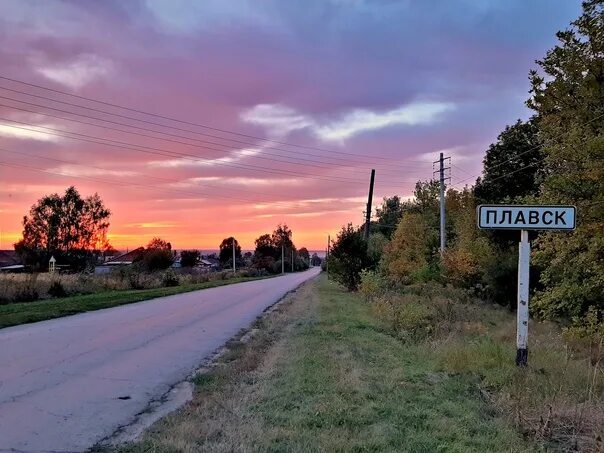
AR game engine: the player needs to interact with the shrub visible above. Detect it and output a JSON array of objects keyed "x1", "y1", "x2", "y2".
[
  {"x1": 358, "y1": 269, "x2": 387, "y2": 302},
  {"x1": 13, "y1": 274, "x2": 40, "y2": 302},
  {"x1": 162, "y1": 269, "x2": 180, "y2": 287},
  {"x1": 48, "y1": 280, "x2": 67, "y2": 298}
]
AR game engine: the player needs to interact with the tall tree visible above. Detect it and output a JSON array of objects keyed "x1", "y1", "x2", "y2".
[
  {"x1": 219, "y1": 237, "x2": 242, "y2": 266},
  {"x1": 15, "y1": 186, "x2": 111, "y2": 269},
  {"x1": 528, "y1": 0, "x2": 604, "y2": 320},
  {"x1": 474, "y1": 118, "x2": 543, "y2": 204},
  {"x1": 271, "y1": 224, "x2": 294, "y2": 251},
  {"x1": 254, "y1": 234, "x2": 276, "y2": 259},
  {"x1": 375, "y1": 196, "x2": 405, "y2": 238}
]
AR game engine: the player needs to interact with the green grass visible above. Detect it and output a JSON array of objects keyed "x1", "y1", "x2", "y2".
[
  {"x1": 116, "y1": 275, "x2": 532, "y2": 452},
  {"x1": 248, "y1": 279, "x2": 529, "y2": 452},
  {"x1": 0, "y1": 276, "x2": 270, "y2": 329}
]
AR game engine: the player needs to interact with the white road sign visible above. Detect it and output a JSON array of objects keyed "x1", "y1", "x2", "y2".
[{"x1": 477, "y1": 205, "x2": 576, "y2": 231}]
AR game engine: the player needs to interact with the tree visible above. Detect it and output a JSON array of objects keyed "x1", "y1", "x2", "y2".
[
  {"x1": 271, "y1": 224, "x2": 294, "y2": 251},
  {"x1": 328, "y1": 223, "x2": 370, "y2": 291},
  {"x1": 15, "y1": 186, "x2": 111, "y2": 270},
  {"x1": 311, "y1": 252, "x2": 322, "y2": 266},
  {"x1": 252, "y1": 234, "x2": 277, "y2": 272},
  {"x1": 219, "y1": 237, "x2": 242, "y2": 267},
  {"x1": 375, "y1": 196, "x2": 405, "y2": 238},
  {"x1": 147, "y1": 237, "x2": 171, "y2": 251},
  {"x1": 180, "y1": 250, "x2": 200, "y2": 267},
  {"x1": 367, "y1": 232, "x2": 388, "y2": 264},
  {"x1": 474, "y1": 119, "x2": 543, "y2": 204},
  {"x1": 382, "y1": 213, "x2": 437, "y2": 285},
  {"x1": 527, "y1": 1, "x2": 604, "y2": 320},
  {"x1": 143, "y1": 237, "x2": 174, "y2": 271},
  {"x1": 298, "y1": 247, "x2": 310, "y2": 262},
  {"x1": 254, "y1": 234, "x2": 276, "y2": 259}
]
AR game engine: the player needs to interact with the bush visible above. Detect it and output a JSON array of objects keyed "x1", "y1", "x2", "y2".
[
  {"x1": 162, "y1": 269, "x2": 180, "y2": 287},
  {"x1": 358, "y1": 269, "x2": 387, "y2": 302},
  {"x1": 48, "y1": 280, "x2": 67, "y2": 298}
]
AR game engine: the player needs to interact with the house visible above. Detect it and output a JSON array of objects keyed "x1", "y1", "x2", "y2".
[
  {"x1": 94, "y1": 247, "x2": 145, "y2": 274},
  {"x1": 0, "y1": 250, "x2": 25, "y2": 273},
  {"x1": 199, "y1": 257, "x2": 220, "y2": 271}
]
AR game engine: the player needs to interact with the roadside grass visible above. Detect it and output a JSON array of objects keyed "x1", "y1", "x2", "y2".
[
  {"x1": 0, "y1": 276, "x2": 270, "y2": 329},
  {"x1": 363, "y1": 280, "x2": 604, "y2": 452},
  {"x1": 115, "y1": 275, "x2": 531, "y2": 452}
]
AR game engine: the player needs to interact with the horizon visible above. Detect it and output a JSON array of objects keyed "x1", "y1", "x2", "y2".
[{"x1": 0, "y1": 0, "x2": 581, "y2": 250}]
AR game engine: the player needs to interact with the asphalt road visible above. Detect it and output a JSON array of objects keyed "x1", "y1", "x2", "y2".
[{"x1": 0, "y1": 268, "x2": 320, "y2": 452}]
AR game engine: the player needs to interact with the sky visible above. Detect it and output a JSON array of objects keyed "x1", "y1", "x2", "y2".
[{"x1": 0, "y1": 0, "x2": 582, "y2": 251}]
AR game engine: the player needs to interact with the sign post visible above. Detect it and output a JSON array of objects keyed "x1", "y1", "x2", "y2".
[{"x1": 477, "y1": 205, "x2": 576, "y2": 366}]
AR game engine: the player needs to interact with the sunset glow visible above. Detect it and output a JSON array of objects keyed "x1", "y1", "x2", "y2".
[{"x1": 0, "y1": 0, "x2": 580, "y2": 251}]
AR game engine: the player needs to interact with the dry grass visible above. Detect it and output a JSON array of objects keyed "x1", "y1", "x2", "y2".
[{"x1": 0, "y1": 268, "x2": 261, "y2": 304}]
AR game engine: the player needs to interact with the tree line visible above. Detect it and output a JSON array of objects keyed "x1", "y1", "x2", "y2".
[
  {"x1": 13, "y1": 186, "x2": 319, "y2": 274},
  {"x1": 328, "y1": 1, "x2": 603, "y2": 337}
]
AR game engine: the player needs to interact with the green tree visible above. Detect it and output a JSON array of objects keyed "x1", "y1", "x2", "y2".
[
  {"x1": 219, "y1": 237, "x2": 242, "y2": 267},
  {"x1": 180, "y1": 250, "x2": 200, "y2": 267},
  {"x1": 527, "y1": 0, "x2": 604, "y2": 320},
  {"x1": 328, "y1": 224, "x2": 370, "y2": 291},
  {"x1": 15, "y1": 186, "x2": 111, "y2": 270},
  {"x1": 375, "y1": 196, "x2": 406, "y2": 238},
  {"x1": 474, "y1": 119, "x2": 543, "y2": 204},
  {"x1": 367, "y1": 232, "x2": 388, "y2": 264}
]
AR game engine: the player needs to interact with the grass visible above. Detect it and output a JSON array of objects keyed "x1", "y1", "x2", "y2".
[
  {"x1": 0, "y1": 275, "x2": 270, "y2": 329},
  {"x1": 113, "y1": 275, "x2": 532, "y2": 452}
]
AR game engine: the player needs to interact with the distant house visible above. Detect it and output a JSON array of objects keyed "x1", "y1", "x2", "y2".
[
  {"x1": 199, "y1": 257, "x2": 220, "y2": 271},
  {"x1": 94, "y1": 247, "x2": 145, "y2": 274},
  {"x1": 0, "y1": 250, "x2": 24, "y2": 273}
]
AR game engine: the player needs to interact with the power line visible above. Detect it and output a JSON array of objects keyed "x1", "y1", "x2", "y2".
[
  {"x1": 0, "y1": 75, "x2": 431, "y2": 166},
  {"x1": 0, "y1": 117, "x2": 418, "y2": 186},
  {"x1": 0, "y1": 147, "x2": 283, "y2": 201},
  {"x1": 0, "y1": 92, "x2": 423, "y2": 176},
  {"x1": 450, "y1": 111, "x2": 604, "y2": 187}
]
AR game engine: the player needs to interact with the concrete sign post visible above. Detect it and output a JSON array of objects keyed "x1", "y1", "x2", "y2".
[{"x1": 477, "y1": 205, "x2": 576, "y2": 366}]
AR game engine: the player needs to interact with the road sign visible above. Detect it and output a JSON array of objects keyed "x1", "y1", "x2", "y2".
[
  {"x1": 477, "y1": 205, "x2": 576, "y2": 230},
  {"x1": 476, "y1": 204, "x2": 576, "y2": 367}
]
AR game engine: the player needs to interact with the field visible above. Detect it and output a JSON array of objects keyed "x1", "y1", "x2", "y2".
[
  {"x1": 0, "y1": 269, "x2": 270, "y2": 329},
  {"x1": 111, "y1": 274, "x2": 602, "y2": 452}
]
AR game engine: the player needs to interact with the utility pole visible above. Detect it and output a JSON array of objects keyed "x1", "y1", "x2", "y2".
[
  {"x1": 516, "y1": 230, "x2": 530, "y2": 366},
  {"x1": 232, "y1": 240, "x2": 236, "y2": 274},
  {"x1": 291, "y1": 250, "x2": 294, "y2": 272},
  {"x1": 433, "y1": 153, "x2": 451, "y2": 256},
  {"x1": 364, "y1": 169, "x2": 376, "y2": 240},
  {"x1": 281, "y1": 244, "x2": 284, "y2": 275},
  {"x1": 326, "y1": 234, "x2": 330, "y2": 278}
]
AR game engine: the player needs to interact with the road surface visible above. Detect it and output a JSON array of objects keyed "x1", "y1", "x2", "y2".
[{"x1": 0, "y1": 268, "x2": 320, "y2": 452}]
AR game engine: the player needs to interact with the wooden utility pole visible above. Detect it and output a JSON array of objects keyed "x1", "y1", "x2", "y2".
[
  {"x1": 364, "y1": 169, "x2": 376, "y2": 240},
  {"x1": 281, "y1": 245, "x2": 285, "y2": 274},
  {"x1": 291, "y1": 250, "x2": 294, "y2": 272}
]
